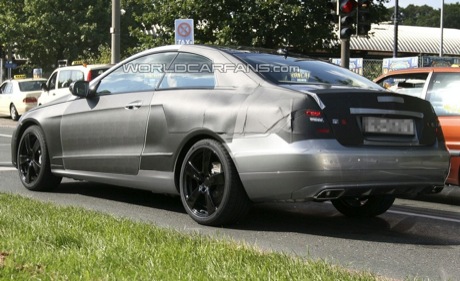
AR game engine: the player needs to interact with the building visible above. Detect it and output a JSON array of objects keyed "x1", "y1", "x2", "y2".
[{"x1": 351, "y1": 23, "x2": 460, "y2": 59}]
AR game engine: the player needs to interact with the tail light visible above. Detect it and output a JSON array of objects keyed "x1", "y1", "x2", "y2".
[
  {"x1": 23, "y1": 97, "x2": 37, "y2": 103},
  {"x1": 305, "y1": 109, "x2": 331, "y2": 134}
]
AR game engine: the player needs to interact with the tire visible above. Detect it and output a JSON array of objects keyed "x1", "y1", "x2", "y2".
[
  {"x1": 10, "y1": 104, "x2": 19, "y2": 121},
  {"x1": 17, "y1": 126, "x2": 62, "y2": 191},
  {"x1": 331, "y1": 195, "x2": 395, "y2": 217},
  {"x1": 179, "y1": 139, "x2": 251, "y2": 226}
]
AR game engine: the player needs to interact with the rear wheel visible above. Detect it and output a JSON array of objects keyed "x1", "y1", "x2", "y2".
[
  {"x1": 17, "y1": 126, "x2": 62, "y2": 191},
  {"x1": 180, "y1": 139, "x2": 251, "y2": 226},
  {"x1": 10, "y1": 104, "x2": 19, "y2": 121},
  {"x1": 331, "y1": 195, "x2": 395, "y2": 217}
]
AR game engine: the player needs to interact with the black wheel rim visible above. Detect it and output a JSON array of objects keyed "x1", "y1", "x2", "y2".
[
  {"x1": 183, "y1": 147, "x2": 225, "y2": 218},
  {"x1": 18, "y1": 132, "x2": 42, "y2": 185},
  {"x1": 342, "y1": 197, "x2": 368, "y2": 207},
  {"x1": 11, "y1": 106, "x2": 17, "y2": 120}
]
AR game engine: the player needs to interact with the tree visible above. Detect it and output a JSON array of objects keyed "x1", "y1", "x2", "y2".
[
  {"x1": 386, "y1": 3, "x2": 460, "y2": 29},
  {"x1": 20, "y1": 0, "x2": 112, "y2": 71},
  {"x1": 125, "y1": 0, "x2": 389, "y2": 54},
  {"x1": 2, "y1": 0, "x2": 389, "y2": 74},
  {"x1": 443, "y1": 3, "x2": 460, "y2": 29}
]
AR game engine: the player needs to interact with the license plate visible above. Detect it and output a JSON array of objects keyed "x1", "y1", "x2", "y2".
[{"x1": 363, "y1": 117, "x2": 415, "y2": 135}]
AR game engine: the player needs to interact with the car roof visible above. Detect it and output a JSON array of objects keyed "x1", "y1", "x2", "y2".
[
  {"x1": 3, "y1": 78, "x2": 47, "y2": 83},
  {"x1": 57, "y1": 64, "x2": 112, "y2": 70},
  {"x1": 375, "y1": 67, "x2": 460, "y2": 81}
]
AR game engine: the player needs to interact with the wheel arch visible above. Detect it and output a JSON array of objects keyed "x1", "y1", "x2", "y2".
[
  {"x1": 11, "y1": 119, "x2": 42, "y2": 167},
  {"x1": 173, "y1": 129, "x2": 231, "y2": 193}
]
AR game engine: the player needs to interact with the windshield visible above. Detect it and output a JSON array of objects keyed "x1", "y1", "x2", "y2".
[{"x1": 233, "y1": 53, "x2": 383, "y2": 90}]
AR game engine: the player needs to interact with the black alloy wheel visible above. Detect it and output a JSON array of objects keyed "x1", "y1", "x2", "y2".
[
  {"x1": 180, "y1": 139, "x2": 251, "y2": 226},
  {"x1": 331, "y1": 195, "x2": 396, "y2": 217},
  {"x1": 17, "y1": 126, "x2": 62, "y2": 191}
]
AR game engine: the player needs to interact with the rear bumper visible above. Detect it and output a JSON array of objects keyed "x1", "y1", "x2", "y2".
[
  {"x1": 446, "y1": 154, "x2": 459, "y2": 186},
  {"x1": 228, "y1": 135, "x2": 450, "y2": 201}
]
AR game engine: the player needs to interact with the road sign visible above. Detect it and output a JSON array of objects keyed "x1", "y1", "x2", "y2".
[
  {"x1": 5, "y1": 61, "x2": 17, "y2": 69},
  {"x1": 175, "y1": 19, "x2": 194, "y2": 45}
]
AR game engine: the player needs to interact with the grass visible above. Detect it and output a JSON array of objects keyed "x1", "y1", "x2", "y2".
[{"x1": 0, "y1": 193, "x2": 384, "y2": 281}]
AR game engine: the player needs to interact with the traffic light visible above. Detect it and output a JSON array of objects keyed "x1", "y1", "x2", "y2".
[
  {"x1": 0, "y1": 45, "x2": 4, "y2": 58},
  {"x1": 356, "y1": 0, "x2": 371, "y2": 36},
  {"x1": 339, "y1": 0, "x2": 357, "y2": 39}
]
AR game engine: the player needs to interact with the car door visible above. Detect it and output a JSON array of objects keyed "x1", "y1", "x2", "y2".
[
  {"x1": 60, "y1": 51, "x2": 177, "y2": 175},
  {"x1": 425, "y1": 72, "x2": 460, "y2": 154},
  {"x1": 39, "y1": 71, "x2": 58, "y2": 105}
]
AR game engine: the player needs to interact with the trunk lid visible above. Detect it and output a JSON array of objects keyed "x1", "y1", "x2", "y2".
[{"x1": 286, "y1": 86, "x2": 440, "y2": 146}]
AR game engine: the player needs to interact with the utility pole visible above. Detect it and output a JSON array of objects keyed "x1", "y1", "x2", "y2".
[
  {"x1": 111, "y1": 0, "x2": 121, "y2": 64},
  {"x1": 440, "y1": 0, "x2": 444, "y2": 57},
  {"x1": 393, "y1": 0, "x2": 399, "y2": 57}
]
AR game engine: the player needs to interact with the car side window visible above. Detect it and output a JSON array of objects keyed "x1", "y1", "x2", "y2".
[
  {"x1": 379, "y1": 73, "x2": 428, "y2": 98},
  {"x1": 58, "y1": 70, "x2": 84, "y2": 89},
  {"x1": 0, "y1": 82, "x2": 12, "y2": 94},
  {"x1": 427, "y1": 72, "x2": 460, "y2": 116},
  {"x1": 96, "y1": 52, "x2": 177, "y2": 95},
  {"x1": 158, "y1": 53, "x2": 215, "y2": 90},
  {"x1": 47, "y1": 72, "x2": 58, "y2": 90}
]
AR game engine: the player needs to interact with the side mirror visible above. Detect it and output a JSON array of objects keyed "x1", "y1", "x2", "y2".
[
  {"x1": 70, "y1": 81, "x2": 90, "y2": 97},
  {"x1": 41, "y1": 82, "x2": 49, "y2": 91}
]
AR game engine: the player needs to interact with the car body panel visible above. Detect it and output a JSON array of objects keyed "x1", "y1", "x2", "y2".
[
  {"x1": 375, "y1": 67, "x2": 460, "y2": 185},
  {"x1": 11, "y1": 45, "x2": 450, "y2": 205}
]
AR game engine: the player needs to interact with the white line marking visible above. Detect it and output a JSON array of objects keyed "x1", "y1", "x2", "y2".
[
  {"x1": 388, "y1": 209, "x2": 460, "y2": 224},
  {"x1": 0, "y1": 134, "x2": 12, "y2": 138},
  {"x1": 0, "y1": 167, "x2": 16, "y2": 171}
]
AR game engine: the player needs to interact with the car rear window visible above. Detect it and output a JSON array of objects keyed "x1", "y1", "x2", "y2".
[
  {"x1": 18, "y1": 81, "x2": 44, "y2": 92},
  {"x1": 232, "y1": 53, "x2": 382, "y2": 90},
  {"x1": 377, "y1": 73, "x2": 429, "y2": 98}
]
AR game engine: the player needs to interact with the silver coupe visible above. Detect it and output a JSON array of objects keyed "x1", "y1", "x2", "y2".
[{"x1": 11, "y1": 45, "x2": 450, "y2": 226}]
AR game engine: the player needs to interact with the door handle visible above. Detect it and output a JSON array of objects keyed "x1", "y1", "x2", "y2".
[{"x1": 125, "y1": 101, "x2": 142, "y2": 110}]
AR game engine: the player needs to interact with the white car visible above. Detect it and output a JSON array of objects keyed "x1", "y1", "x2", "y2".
[
  {"x1": 0, "y1": 78, "x2": 46, "y2": 120},
  {"x1": 38, "y1": 64, "x2": 111, "y2": 105}
]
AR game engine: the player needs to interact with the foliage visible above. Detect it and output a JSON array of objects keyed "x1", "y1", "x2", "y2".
[
  {"x1": 125, "y1": 0, "x2": 389, "y2": 54},
  {"x1": 386, "y1": 3, "x2": 460, "y2": 29},
  {"x1": 3, "y1": 0, "x2": 437, "y2": 74}
]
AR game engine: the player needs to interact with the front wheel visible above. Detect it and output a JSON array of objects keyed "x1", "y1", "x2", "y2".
[
  {"x1": 17, "y1": 125, "x2": 62, "y2": 191},
  {"x1": 10, "y1": 105, "x2": 19, "y2": 121},
  {"x1": 331, "y1": 195, "x2": 395, "y2": 217},
  {"x1": 180, "y1": 139, "x2": 251, "y2": 226}
]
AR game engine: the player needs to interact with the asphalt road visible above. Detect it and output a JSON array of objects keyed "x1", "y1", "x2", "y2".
[{"x1": 1, "y1": 117, "x2": 460, "y2": 280}]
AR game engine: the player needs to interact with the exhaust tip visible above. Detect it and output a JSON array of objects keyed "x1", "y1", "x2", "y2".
[
  {"x1": 314, "y1": 189, "x2": 345, "y2": 201},
  {"x1": 430, "y1": 185, "x2": 444, "y2": 194}
]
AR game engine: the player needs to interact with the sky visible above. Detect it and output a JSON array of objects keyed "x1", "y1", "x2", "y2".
[{"x1": 384, "y1": 0, "x2": 459, "y2": 9}]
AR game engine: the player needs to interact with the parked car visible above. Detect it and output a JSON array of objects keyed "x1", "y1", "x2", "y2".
[
  {"x1": 375, "y1": 67, "x2": 460, "y2": 186},
  {"x1": 0, "y1": 77, "x2": 46, "y2": 120},
  {"x1": 38, "y1": 63, "x2": 111, "y2": 105},
  {"x1": 11, "y1": 45, "x2": 450, "y2": 226}
]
